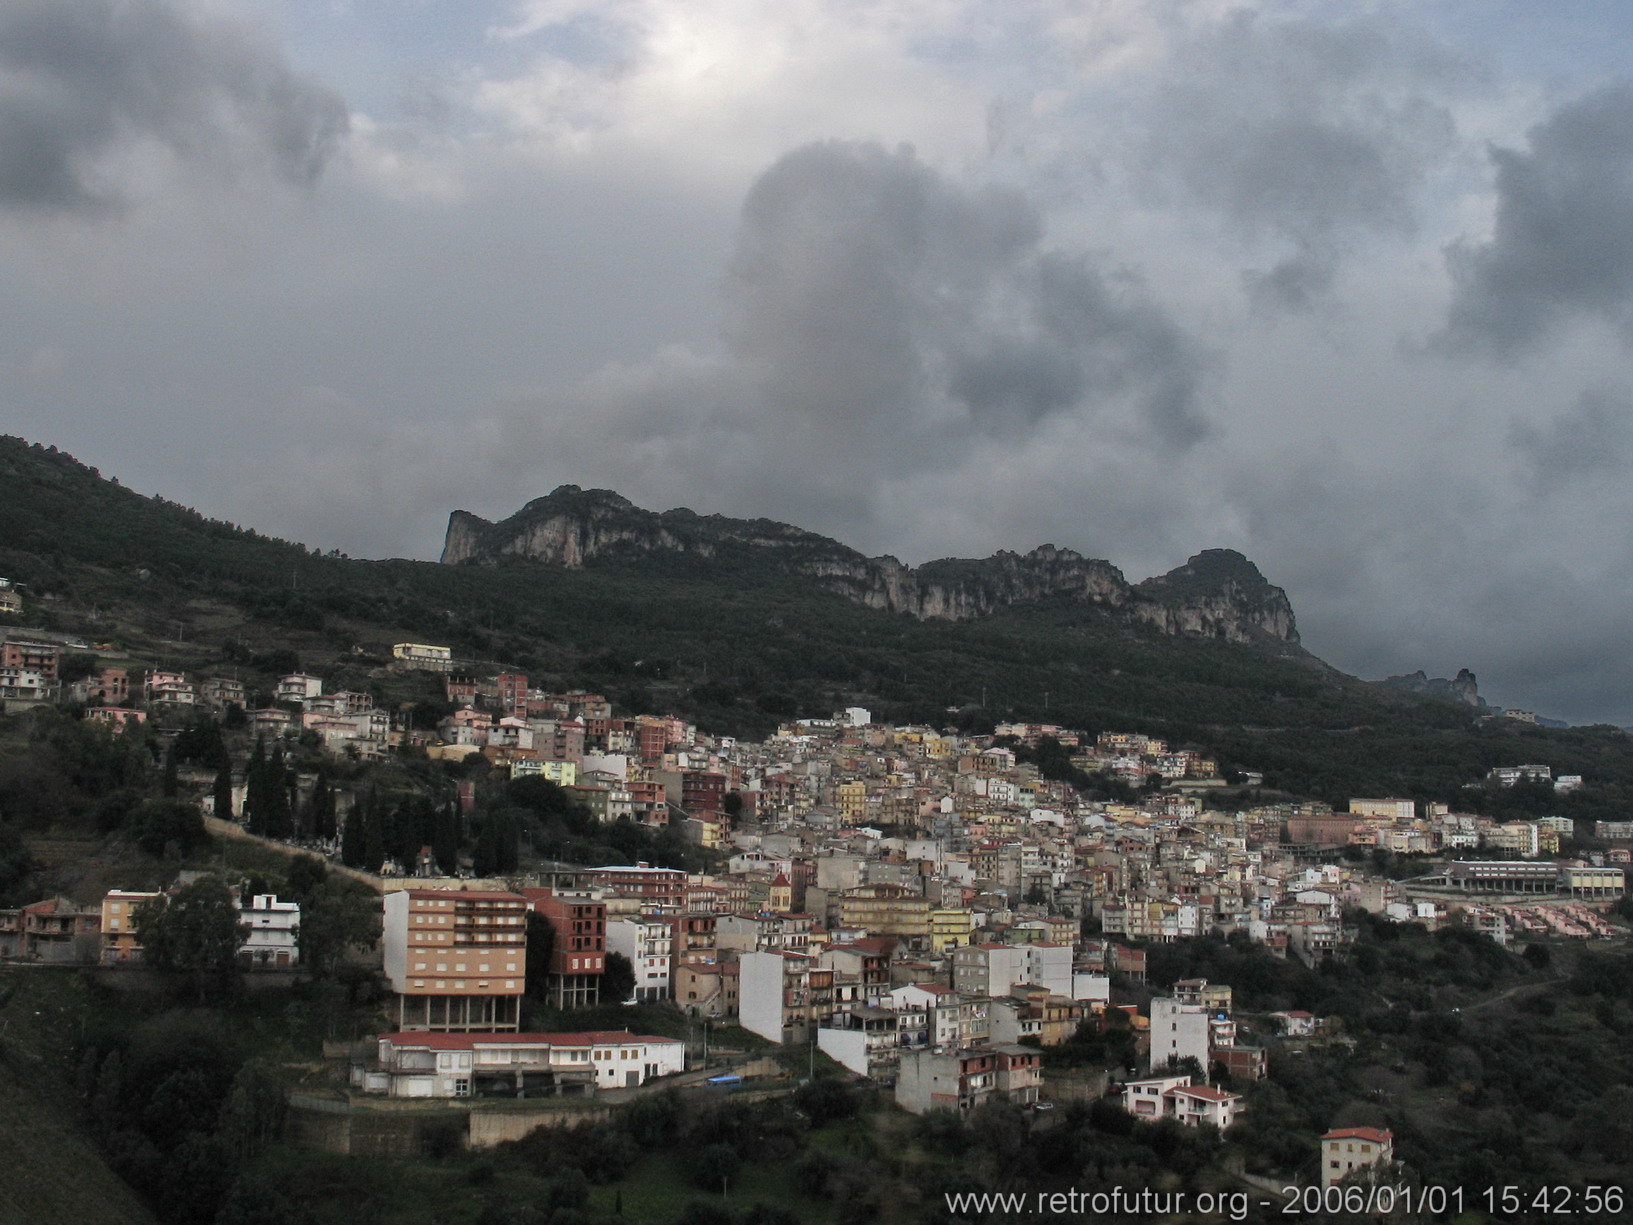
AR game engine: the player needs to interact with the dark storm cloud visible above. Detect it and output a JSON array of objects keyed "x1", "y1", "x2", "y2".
[
  {"x1": 722, "y1": 140, "x2": 1207, "y2": 449},
  {"x1": 0, "y1": 0, "x2": 348, "y2": 212},
  {"x1": 1440, "y1": 86, "x2": 1633, "y2": 356},
  {"x1": 1141, "y1": 12, "x2": 1462, "y2": 306},
  {"x1": 498, "y1": 140, "x2": 1208, "y2": 548},
  {"x1": 1509, "y1": 387, "x2": 1633, "y2": 488}
]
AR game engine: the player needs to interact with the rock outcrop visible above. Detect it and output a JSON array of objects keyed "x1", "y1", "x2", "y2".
[
  {"x1": 441, "y1": 487, "x2": 1300, "y2": 645},
  {"x1": 1379, "y1": 668, "x2": 1487, "y2": 707}
]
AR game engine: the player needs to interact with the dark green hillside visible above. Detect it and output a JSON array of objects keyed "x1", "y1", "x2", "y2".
[{"x1": 3, "y1": 434, "x2": 1631, "y2": 811}]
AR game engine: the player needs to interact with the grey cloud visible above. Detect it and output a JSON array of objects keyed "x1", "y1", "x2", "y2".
[
  {"x1": 722, "y1": 140, "x2": 1207, "y2": 449},
  {"x1": 1509, "y1": 388, "x2": 1633, "y2": 488},
  {"x1": 1228, "y1": 453, "x2": 1633, "y2": 726},
  {"x1": 1141, "y1": 12, "x2": 1463, "y2": 306},
  {"x1": 0, "y1": 0, "x2": 347, "y2": 212},
  {"x1": 1440, "y1": 86, "x2": 1633, "y2": 356},
  {"x1": 1243, "y1": 251, "x2": 1335, "y2": 313},
  {"x1": 491, "y1": 141, "x2": 1209, "y2": 549}
]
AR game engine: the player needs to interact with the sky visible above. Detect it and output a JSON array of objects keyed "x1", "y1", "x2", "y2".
[{"x1": 5, "y1": 1, "x2": 1633, "y2": 725}]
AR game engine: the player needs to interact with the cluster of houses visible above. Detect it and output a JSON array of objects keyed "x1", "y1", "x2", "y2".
[
  {"x1": 1, "y1": 880, "x2": 299, "y2": 969},
  {"x1": 6, "y1": 638, "x2": 1629, "y2": 1152}
]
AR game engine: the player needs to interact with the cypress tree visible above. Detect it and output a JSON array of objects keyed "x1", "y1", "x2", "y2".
[
  {"x1": 501, "y1": 811, "x2": 521, "y2": 874},
  {"x1": 433, "y1": 800, "x2": 459, "y2": 876},
  {"x1": 340, "y1": 795, "x2": 364, "y2": 868},
  {"x1": 243, "y1": 737, "x2": 267, "y2": 835},
  {"x1": 264, "y1": 745, "x2": 293, "y2": 839},
  {"x1": 161, "y1": 743, "x2": 179, "y2": 798},
  {"x1": 213, "y1": 759, "x2": 234, "y2": 823},
  {"x1": 473, "y1": 813, "x2": 498, "y2": 878},
  {"x1": 310, "y1": 768, "x2": 336, "y2": 842},
  {"x1": 362, "y1": 791, "x2": 385, "y2": 873}
]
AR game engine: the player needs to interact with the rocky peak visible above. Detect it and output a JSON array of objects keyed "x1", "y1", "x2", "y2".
[
  {"x1": 440, "y1": 492, "x2": 1302, "y2": 646},
  {"x1": 1379, "y1": 667, "x2": 1485, "y2": 707},
  {"x1": 1131, "y1": 550, "x2": 1300, "y2": 645}
]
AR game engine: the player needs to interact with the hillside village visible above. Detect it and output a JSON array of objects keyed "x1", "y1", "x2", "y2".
[{"x1": 4, "y1": 628, "x2": 1628, "y2": 1142}]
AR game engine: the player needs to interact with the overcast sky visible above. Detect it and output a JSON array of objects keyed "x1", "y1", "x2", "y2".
[{"x1": 6, "y1": 1, "x2": 1633, "y2": 724}]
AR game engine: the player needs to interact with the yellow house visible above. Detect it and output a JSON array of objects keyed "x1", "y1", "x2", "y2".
[
  {"x1": 929, "y1": 908, "x2": 975, "y2": 953},
  {"x1": 100, "y1": 890, "x2": 162, "y2": 964}
]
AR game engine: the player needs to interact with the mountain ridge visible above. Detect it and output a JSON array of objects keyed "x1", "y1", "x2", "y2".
[{"x1": 441, "y1": 486, "x2": 1300, "y2": 647}]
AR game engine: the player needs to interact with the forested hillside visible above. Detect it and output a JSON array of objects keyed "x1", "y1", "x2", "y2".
[{"x1": 5, "y1": 434, "x2": 1633, "y2": 812}]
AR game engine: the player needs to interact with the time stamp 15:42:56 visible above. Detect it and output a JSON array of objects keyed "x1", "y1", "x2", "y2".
[{"x1": 1277, "y1": 1183, "x2": 1626, "y2": 1217}]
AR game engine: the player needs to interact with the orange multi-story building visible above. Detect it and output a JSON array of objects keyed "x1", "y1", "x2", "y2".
[
  {"x1": 100, "y1": 890, "x2": 161, "y2": 964},
  {"x1": 383, "y1": 888, "x2": 527, "y2": 1031},
  {"x1": 521, "y1": 887, "x2": 605, "y2": 1009}
]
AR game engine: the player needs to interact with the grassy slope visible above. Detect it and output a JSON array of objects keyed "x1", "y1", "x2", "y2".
[{"x1": 0, "y1": 970, "x2": 158, "y2": 1225}]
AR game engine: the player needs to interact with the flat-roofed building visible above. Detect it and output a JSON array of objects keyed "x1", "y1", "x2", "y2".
[
  {"x1": 237, "y1": 893, "x2": 300, "y2": 969},
  {"x1": 521, "y1": 887, "x2": 606, "y2": 1008},
  {"x1": 359, "y1": 1030, "x2": 684, "y2": 1098},
  {"x1": 100, "y1": 890, "x2": 162, "y2": 964},
  {"x1": 392, "y1": 643, "x2": 453, "y2": 673},
  {"x1": 383, "y1": 888, "x2": 526, "y2": 1031}
]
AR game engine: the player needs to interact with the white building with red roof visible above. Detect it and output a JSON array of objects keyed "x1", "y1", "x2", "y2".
[
  {"x1": 1120, "y1": 1075, "x2": 1242, "y2": 1130},
  {"x1": 359, "y1": 1030, "x2": 685, "y2": 1098},
  {"x1": 1321, "y1": 1127, "x2": 1394, "y2": 1186}
]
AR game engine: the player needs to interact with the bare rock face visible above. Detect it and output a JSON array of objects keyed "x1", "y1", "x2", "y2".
[
  {"x1": 1379, "y1": 667, "x2": 1486, "y2": 707},
  {"x1": 440, "y1": 487, "x2": 1300, "y2": 646},
  {"x1": 1132, "y1": 549, "x2": 1301, "y2": 645}
]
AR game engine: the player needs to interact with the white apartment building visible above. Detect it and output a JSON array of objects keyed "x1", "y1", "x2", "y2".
[
  {"x1": 237, "y1": 893, "x2": 300, "y2": 968},
  {"x1": 607, "y1": 917, "x2": 672, "y2": 1003}
]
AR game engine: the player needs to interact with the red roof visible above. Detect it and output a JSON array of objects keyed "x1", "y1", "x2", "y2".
[
  {"x1": 402, "y1": 887, "x2": 525, "y2": 902},
  {"x1": 1322, "y1": 1127, "x2": 1392, "y2": 1143},
  {"x1": 380, "y1": 1030, "x2": 681, "y2": 1049}
]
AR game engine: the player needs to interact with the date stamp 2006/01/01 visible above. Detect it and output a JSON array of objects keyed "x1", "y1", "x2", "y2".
[{"x1": 946, "y1": 1183, "x2": 1627, "y2": 1221}]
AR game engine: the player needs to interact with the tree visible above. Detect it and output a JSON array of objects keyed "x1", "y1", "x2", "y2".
[
  {"x1": 0, "y1": 820, "x2": 34, "y2": 907},
  {"x1": 433, "y1": 799, "x2": 460, "y2": 875},
  {"x1": 603, "y1": 950, "x2": 636, "y2": 1004},
  {"x1": 212, "y1": 758, "x2": 234, "y2": 823},
  {"x1": 691, "y1": 1142, "x2": 741, "y2": 1193},
  {"x1": 131, "y1": 798, "x2": 207, "y2": 856},
  {"x1": 362, "y1": 794, "x2": 385, "y2": 872},
  {"x1": 242, "y1": 737, "x2": 267, "y2": 834},
  {"x1": 161, "y1": 743, "x2": 179, "y2": 798},
  {"x1": 285, "y1": 855, "x2": 327, "y2": 901},
  {"x1": 526, "y1": 912, "x2": 557, "y2": 1000},
  {"x1": 340, "y1": 798, "x2": 365, "y2": 868},
  {"x1": 298, "y1": 880, "x2": 378, "y2": 978},
  {"x1": 309, "y1": 766, "x2": 336, "y2": 841},
  {"x1": 134, "y1": 876, "x2": 246, "y2": 1002},
  {"x1": 263, "y1": 745, "x2": 293, "y2": 839}
]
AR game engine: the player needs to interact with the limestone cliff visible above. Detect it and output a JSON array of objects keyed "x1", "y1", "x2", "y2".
[
  {"x1": 1379, "y1": 668, "x2": 1487, "y2": 708},
  {"x1": 441, "y1": 487, "x2": 1300, "y2": 645}
]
